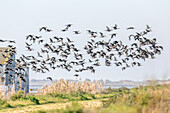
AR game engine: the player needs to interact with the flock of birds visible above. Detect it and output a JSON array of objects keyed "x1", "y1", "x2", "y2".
[
  {"x1": 84, "y1": 25, "x2": 163, "y2": 71},
  {"x1": 0, "y1": 24, "x2": 163, "y2": 85}
]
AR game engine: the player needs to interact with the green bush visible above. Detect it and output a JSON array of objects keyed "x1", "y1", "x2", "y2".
[
  {"x1": 79, "y1": 95, "x2": 89, "y2": 101},
  {"x1": 3, "y1": 103, "x2": 12, "y2": 108},
  {"x1": 0, "y1": 99, "x2": 5, "y2": 106},
  {"x1": 28, "y1": 96, "x2": 40, "y2": 105},
  {"x1": 88, "y1": 94, "x2": 96, "y2": 99},
  {"x1": 10, "y1": 91, "x2": 40, "y2": 105},
  {"x1": 140, "y1": 93, "x2": 151, "y2": 106},
  {"x1": 10, "y1": 90, "x2": 25, "y2": 100},
  {"x1": 0, "y1": 100, "x2": 12, "y2": 109},
  {"x1": 102, "y1": 94, "x2": 121, "y2": 107}
]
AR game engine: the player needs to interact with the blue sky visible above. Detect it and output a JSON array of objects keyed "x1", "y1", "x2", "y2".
[{"x1": 0, "y1": 0, "x2": 170, "y2": 81}]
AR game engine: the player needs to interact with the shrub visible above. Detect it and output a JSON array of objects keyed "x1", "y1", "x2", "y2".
[
  {"x1": 102, "y1": 94, "x2": 121, "y2": 107},
  {"x1": 88, "y1": 93, "x2": 96, "y2": 99},
  {"x1": 0, "y1": 99, "x2": 5, "y2": 106},
  {"x1": 0, "y1": 100, "x2": 12, "y2": 109},
  {"x1": 10, "y1": 90, "x2": 25, "y2": 100},
  {"x1": 28, "y1": 96, "x2": 40, "y2": 105},
  {"x1": 79, "y1": 95, "x2": 89, "y2": 101},
  {"x1": 3, "y1": 103, "x2": 12, "y2": 108},
  {"x1": 10, "y1": 90, "x2": 40, "y2": 105}
]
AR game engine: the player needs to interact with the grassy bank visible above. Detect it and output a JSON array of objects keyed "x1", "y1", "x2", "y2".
[
  {"x1": 100, "y1": 84, "x2": 170, "y2": 113},
  {"x1": 0, "y1": 84, "x2": 169, "y2": 113}
]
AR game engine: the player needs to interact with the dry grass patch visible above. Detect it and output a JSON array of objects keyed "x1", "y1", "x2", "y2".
[{"x1": 37, "y1": 79, "x2": 103, "y2": 95}]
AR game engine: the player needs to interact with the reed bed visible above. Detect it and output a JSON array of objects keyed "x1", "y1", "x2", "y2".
[
  {"x1": 0, "y1": 84, "x2": 17, "y2": 100},
  {"x1": 36, "y1": 79, "x2": 104, "y2": 95},
  {"x1": 0, "y1": 86, "x2": 6, "y2": 100}
]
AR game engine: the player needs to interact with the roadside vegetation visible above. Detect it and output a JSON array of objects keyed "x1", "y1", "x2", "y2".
[{"x1": 0, "y1": 80, "x2": 169, "y2": 113}]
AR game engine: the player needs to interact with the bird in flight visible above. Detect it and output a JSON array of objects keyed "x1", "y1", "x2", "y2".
[
  {"x1": 127, "y1": 27, "x2": 135, "y2": 30},
  {"x1": 73, "y1": 31, "x2": 81, "y2": 34},
  {"x1": 105, "y1": 26, "x2": 112, "y2": 32},
  {"x1": 39, "y1": 27, "x2": 47, "y2": 32},
  {"x1": 113, "y1": 24, "x2": 119, "y2": 30},
  {"x1": 0, "y1": 24, "x2": 163, "y2": 88},
  {"x1": 74, "y1": 74, "x2": 79, "y2": 79},
  {"x1": 47, "y1": 77, "x2": 52, "y2": 81}
]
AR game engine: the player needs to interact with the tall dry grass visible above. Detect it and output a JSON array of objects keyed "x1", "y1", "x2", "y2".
[
  {"x1": 140, "y1": 85, "x2": 170, "y2": 113},
  {"x1": 0, "y1": 84, "x2": 16, "y2": 100},
  {"x1": 36, "y1": 79, "x2": 104, "y2": 95},
  {"x1": 101, "y1": 84, "x2": 170, "y2": 113},
  {"x1": 0, "y1": 87, "x2": 6, "y2": 100}
]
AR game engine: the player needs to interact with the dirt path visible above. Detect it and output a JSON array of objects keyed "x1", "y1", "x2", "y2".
[{"x1": 0, "y1": 100, "x2": 103, "y2": 113}]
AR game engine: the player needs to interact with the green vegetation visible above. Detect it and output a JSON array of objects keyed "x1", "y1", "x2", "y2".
[
  {"x1": 46, "y1": 90, "x2": 95, "y2": 101},
  {"x1": 0, "y1": 99, "x2": 13, "y2": 110},
  {"x1": 100, "y1": 84, "x2": 170, "y2": 113},
  {"x1": 0, "y1": 84, "x2": 169, "y2": 113},
  {"x1": 10, "y1": 90, "x2": 40, "y2": 105}
]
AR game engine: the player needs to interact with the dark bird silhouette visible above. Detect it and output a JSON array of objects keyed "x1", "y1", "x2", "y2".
[
  {"x1": 38, "y1": 39, "x2": 44, "y2": 44},
  {"x1": 26, "y1": 35, "x2": 34, "y2": 40},
  {"x1": 47, "y1": 77, "x2": 52, "y2": 81},
  {"x1": 2, "y1": 54, "x2": 8, "y2": 58},
  {"x1": 74, "y1": 74, "x2": 79, "y2": 79},
  {"x1": 66, "y1": 24, "x2": 72, "y2": 28},
  {"x1": 74, "y1": 74, "x2": 79, "y2": 77},
  {"x1": 146, "y1": 25, "x2": 151, "y2": 29},
  {"x1": 8, "y1": 40, "x2": 16, "y2": 43},
  {"x1": 39, "y1": 27, "x2": 47, "y2": 32},
  {"x1": 66, "y1": 37, "x2": 73, "y2": 43},
  {"x1": 105, "y1": 26, "x2": 112, "y2": 32},
  {"x1": 113, "y1": 24, "x2": 119, "y2": 30},
  {"x1": 73, "y1": 31, "x2": 80, "y2": 34},
  {"x1": 37, "y1": 52, "x2": 43, "y2": 58},
  {"x1": 99, "y1": 32, "x2": 105, "y2": 38},
  {"x1": 111, "y1": 33, "x2": 117, "y2": 38},
  {"x1": 26, "y1": 46, "x2": 34, "y2": 51},
  {"x1": 127, "y1": 27, "x2": 135, "y2": 30},
  {"x1": 61, "y1": 28, "x2": 68, "y2": 32},
  {"x1": 0, "y1": 39, "x2": 7, "y2": 42},
  {"x1": 46, "y1": 29, "x2": 53, "y2": 32},
  {"x1": 25, "y1": 42, "x2": 32, "y2": 47}
]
